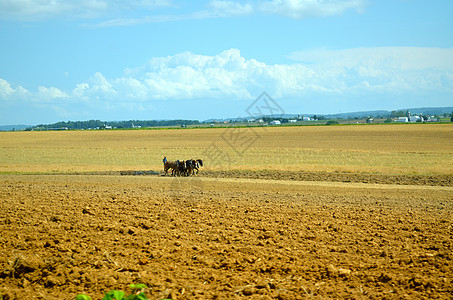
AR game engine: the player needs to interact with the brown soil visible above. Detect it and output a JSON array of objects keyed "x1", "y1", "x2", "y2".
[
  {"x1": 202, "y1": 170, "x2": 453, "y2": 187},
  {"x1": 0, "y1": 173, "x2": 452, "y2": 299},
  {"x1": 36, "y1": 170, "x2": 453, "y2": 187}
]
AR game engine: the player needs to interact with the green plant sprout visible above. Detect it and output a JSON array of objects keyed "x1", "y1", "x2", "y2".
[{"x1": 75, "y1": 284, "x2": 152, "y2": 300}]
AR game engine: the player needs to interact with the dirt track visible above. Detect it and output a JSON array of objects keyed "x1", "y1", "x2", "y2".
[{"x1": 0, "y1": 173, "x2": 452, "y2": 299}]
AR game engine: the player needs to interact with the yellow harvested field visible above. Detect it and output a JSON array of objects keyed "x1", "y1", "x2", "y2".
[{"x1": 1, "y1": 124, "x2": 452, "y2": 174}]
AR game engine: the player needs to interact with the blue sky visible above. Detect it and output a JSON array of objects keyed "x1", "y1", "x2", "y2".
[{"x1": 0, "y1": 0, "x2": 452, "y2": 125}]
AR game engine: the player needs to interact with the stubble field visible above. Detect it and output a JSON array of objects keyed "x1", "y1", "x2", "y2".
[{"x1": 0, "y1": 124, "x2": 452, "y2": 299}]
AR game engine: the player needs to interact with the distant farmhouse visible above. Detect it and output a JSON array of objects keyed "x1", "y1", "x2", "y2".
[{"x1": 396, "y1": 112, "x2": 439, "y2": 123}]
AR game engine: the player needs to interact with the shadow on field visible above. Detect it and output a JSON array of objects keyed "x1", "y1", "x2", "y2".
[{"x1": 119, "y1": 170, "x2": 160, "y2": 176}]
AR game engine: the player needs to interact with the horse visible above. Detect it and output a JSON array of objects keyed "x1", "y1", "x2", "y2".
[
  {"x1": 185, "y1": 159, "x2": 203, "y2": 175},
  {"x1": 195, "y1": 159, "x2": 203, "y2": 174},
  {"x1": 185, "y1": 159, "x2": 197, "y2": 176},
  {"x1": 164, "y1": 160, "x2": 186, "y2": 176},
  {"x1": 164, "y1": 161, "x2": 176, "y2": 176},
  {"x1": 164, "y1": 159, "x2": 202, "y2": 176},
  {"x1": 175, "y1": 160, "x2": 187, "y2": 177}
]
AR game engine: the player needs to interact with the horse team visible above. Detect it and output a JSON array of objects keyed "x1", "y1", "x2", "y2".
[{"x1": 164, "y1": 159, "x2": 203, "y2": 176}]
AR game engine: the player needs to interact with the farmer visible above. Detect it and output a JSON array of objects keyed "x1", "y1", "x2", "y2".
[{"x1": 162, "y1": 156, "x2": 167, "y2": 171}]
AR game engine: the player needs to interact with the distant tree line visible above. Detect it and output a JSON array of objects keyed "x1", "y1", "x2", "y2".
[
  {"x1": 390, "y1": 110, "x2": 411, "y2": 118},
  {"x1": 31, "y1": 119, "x2": 200, "y2": 130}
]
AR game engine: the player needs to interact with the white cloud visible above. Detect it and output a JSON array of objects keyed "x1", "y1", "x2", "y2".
[
  {"x1": 2, "y1": 47, "x2": 452, "y2": 110},
  {"x1": 289, "y1": 47, "x2": 453, "y2": 70},
  {"x1": 73, "y1": 83, "x2": 90, "y2": 99},
  {"x1": 288, "y1": 47, "x2": 453, "y2": 94},
  {"x1": 0, "y1": 79, "x2": 14, "y2": 98},
  {"x1": 1, "y1": 0, "x2": 366, "y2": 24},
  {"x1": 0, "y1": 79, "x2": 30, "y2": 100},
  {"x1": 204, "y1": 0, "x2": 366, "y2": 20},
  {"x1": 259, "y1": 0, "x2": 366, "y2": 18},
  {"x1": 92, "y1": 14, "x2": 182, "y2": 27},
  {"x1": 206, "y1": 0, "x2": 254, "y2": 17},
  {"x1": 0, "y1": 0, "x2": 173, "y2": 21},
  {"x1": 92, "y1": 1, "x2": 254, "y2": 27},
  {"x1": 37, "y1": 86, "x2": 69, "y2": 101},
  {"x1": 68, "y1": 47, "x2": 453, "y2": 103},
  {"x1": 90, "y1": 72, "x2": 115, "y2": 94},
  {"x1": 0, "y1": 78, "x2": 69, "y2": 103}
]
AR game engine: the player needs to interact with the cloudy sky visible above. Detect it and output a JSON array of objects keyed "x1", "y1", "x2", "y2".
[{"x1": 1, "y1": 0, "x2": 452, "y2": 125}]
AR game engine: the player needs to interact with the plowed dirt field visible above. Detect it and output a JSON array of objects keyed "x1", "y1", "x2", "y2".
[
  {"x1": 1, "y1": 124, "x2": 452, "y2": 299},
  {"x1": 1, "y1": 173, "x2": 452, "y2": 299}
]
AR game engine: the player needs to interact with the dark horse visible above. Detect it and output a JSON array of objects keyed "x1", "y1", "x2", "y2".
[
  {"x1": 186, "y1": 159, "x2": 203, "y2": 175},
  {"x1": 164, "y1": 160, "x2": 187, "y2": 176}
]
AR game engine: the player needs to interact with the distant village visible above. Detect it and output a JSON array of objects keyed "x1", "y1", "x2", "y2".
[
  {"x1": 207, "y1": 111, "x2": 448, "y2": 127},
  {"x1": 393, "y1": 112, "x2": 439, "y2": 123}
]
